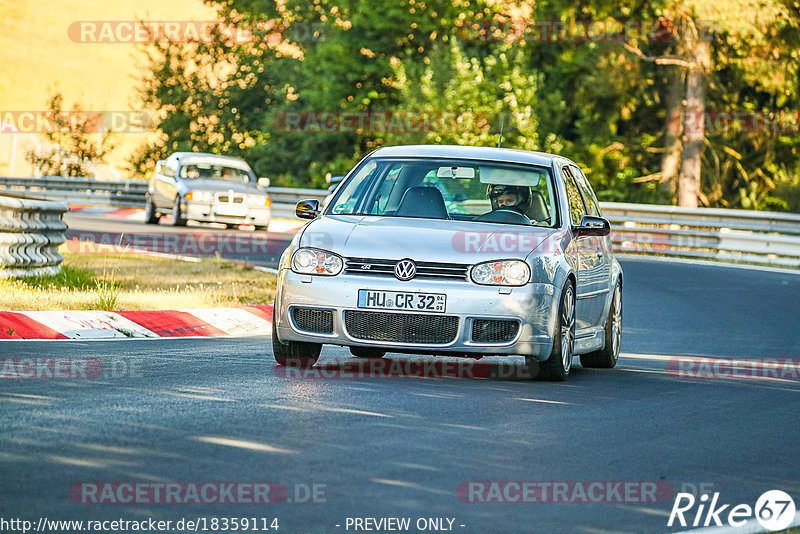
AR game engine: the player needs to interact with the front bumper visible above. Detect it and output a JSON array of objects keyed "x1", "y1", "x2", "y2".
[
  {"x1": 184, "y1": 201, "x2": 271, "y2": 226},
  {"x1": 275, "y1": 270, "x2": 559, "y2": 360}
]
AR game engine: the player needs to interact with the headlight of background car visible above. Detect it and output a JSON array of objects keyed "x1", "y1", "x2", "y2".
[
  {"x1": 291, "y1": 248, "x2": 343, "y2": 276},
  {"x1": 248, "y1": 195, "x2": 271, "y2": 206},
  {"x1": 184, "y1": 191, "x2": 214, "y2": 202},
  {"x1": 471, "y1": 260, "x2": 530, "y2": 286}
]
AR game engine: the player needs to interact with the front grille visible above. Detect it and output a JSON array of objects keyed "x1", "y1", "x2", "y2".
[
  {"x1": 291, "y1": 307, "x2": 334, "y2": 334},
  {"x1": 344, "y1": 310, "x2": 459, "y2": 344},
  {"x1": 471, "y1": 319, "x2": 520, "y2": 343},
  {"x1": 217, "y1": 194, "x2": 245, "y2": 204},
  {"x1": 344, "y1": 257, "x2": 469, "y2": 280}
]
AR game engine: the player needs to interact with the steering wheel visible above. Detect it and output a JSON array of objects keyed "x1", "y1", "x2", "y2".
[{"x1": 473, "y1": 208, "x2": 532, "y2": 225}]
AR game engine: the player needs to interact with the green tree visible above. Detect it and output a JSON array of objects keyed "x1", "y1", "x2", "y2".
[{"x1": 26, "y1": 92, "x2": 115, "y2": 177}]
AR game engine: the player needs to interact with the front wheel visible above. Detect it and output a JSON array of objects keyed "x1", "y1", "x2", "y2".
[
  {"x1": 580, "y1": 280, "x2": 622, "y2": 369},
  {"x1": 538, "y1": 281, "x2": 576, "y2": 381},
  {"x1": 144, "y1": 196, "x2": 160, "y2": 224},
  {"x1": 172, "y1": 197, "x2": 187, "y2": 227},
  {"x1": 271, "y1": 306, "x2": 321, "y2": 367}
]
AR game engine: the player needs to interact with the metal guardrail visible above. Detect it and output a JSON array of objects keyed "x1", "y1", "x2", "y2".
[
  {"x1": 601, "y1": 202, "x2": 800, "y2": 268},
  {"x1": 266, "y1": 186, "x2": 329, "y2": 219},
  {"x1": 0, "y1": 177, "x2": 328, "y2": 216},
  {"x1": 1, "y1": 176, "x2": 798, "y2": 269},
  {"x1": 0, "y1": 176, "x2": 147, "y2": 207},
  {"x1": 0, "y1": 195, "x2": 70, "y2": 277}
]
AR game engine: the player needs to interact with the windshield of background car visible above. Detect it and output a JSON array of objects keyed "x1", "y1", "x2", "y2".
[
  {"x1": 326, "y1": 158, "x2": 558, "y2": 227},
  {"x1": 178, "y1": 163, "x2": 254, "y2": 184}
]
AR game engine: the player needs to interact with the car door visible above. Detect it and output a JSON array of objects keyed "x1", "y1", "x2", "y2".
[
  {"x1": 153, "y1": 160, "x2": 176, "y2": 208},
  {"x1": 570, "y1": 165, "x2": 613, "y2": 326},
  {"x1": 562, "y1": 165, "x2": 605, "y2": 331}
]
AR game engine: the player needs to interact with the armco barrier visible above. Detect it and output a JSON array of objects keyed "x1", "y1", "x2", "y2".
[
  {"x1": 601, "y1": 202, "x2": 800, "y2": 268},
  {"x1": 1, "y1": 176, "x2": 798, "y2": 269},
  {"x1": 0, "y1": 195, "x2": 70, "y2": 277},
  {"x1": 0, "y1": 176, "x2": 147, "y2": 207}
]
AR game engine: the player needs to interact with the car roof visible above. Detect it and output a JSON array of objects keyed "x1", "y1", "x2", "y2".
[
  {"x1": 169, "y1": 152, "x2": 253, "y2": 170},
  {"x1": 370, "y1": 145, "x2": 566, "y2": 167}
]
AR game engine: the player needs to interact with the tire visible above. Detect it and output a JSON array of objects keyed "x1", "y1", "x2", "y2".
[
  {"x1": 254, "y1": 225, "x2": 270, "y2": 232},
  {"x1": 580, "y1": 280, "x2": 622, "y2": 369},
  {"x1": 172, "y1": 197, "x2": 187, "y2": 227},
  {"x1": 144, "y1": 196, "x2": 160, "y2": 224},
  {"x1": 225, "y1": 223, "x2": 239, "y2": 230},
  {"x1": 349, "y1": 347, "x2": 386, "y2": 358},
  {"x1": 537, "y1": 281, "x2": 576, "y2": 381},
  {"x1": 271, "y1": 305, "x2": 321, "y2": 367}
]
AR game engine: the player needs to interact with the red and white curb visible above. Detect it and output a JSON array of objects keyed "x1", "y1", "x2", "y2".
[{"x1": 0, "y1": 305, "x2": 273, "y2": 340}]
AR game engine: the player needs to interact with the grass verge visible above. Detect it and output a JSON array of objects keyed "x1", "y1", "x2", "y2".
[{"x1": 0, "y1": 251, "x2": 276, "y2": 311}]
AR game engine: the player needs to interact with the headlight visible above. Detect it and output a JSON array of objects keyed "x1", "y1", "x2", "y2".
[
  {"x1": 185, "y1": 191, "x2": 213, "y2": 202},
  {"x1": 249, "y1": 195, "x2": 271, "y2": 206},
  {"x1": 470, "y1": 260, "x2": 530, "y2": 286},
  {"x1": 291, "y1": 248, "x2": 343, "y2": 276}
]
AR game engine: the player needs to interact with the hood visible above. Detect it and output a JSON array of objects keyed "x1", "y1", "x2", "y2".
[
  {"x1": 180, "y1": 179, "x2": 263, "y2": 195},
  {"x1": 299, "y1": 215, "x2": 559, "y2": 264}
]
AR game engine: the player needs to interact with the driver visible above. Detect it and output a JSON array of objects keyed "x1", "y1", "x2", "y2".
[
  {"x1": 487, "y1": 184, "x2": 531, "y2": 215},
  {"x1": 185, "y1": 165, "x2": 199, "y2": 179}
]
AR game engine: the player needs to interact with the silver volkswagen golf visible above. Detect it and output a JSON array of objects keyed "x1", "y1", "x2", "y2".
[{"x1": 272, "y1": 145, "x2": 623, "y2": 381}]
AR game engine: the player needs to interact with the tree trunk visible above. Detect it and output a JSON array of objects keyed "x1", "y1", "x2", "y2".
[
  {"x1": 677, "y1": 26, "x2": 711, "y2": 208},
  {"x1": 661, "y1": 67, "x2": 684, "y2": 199}
]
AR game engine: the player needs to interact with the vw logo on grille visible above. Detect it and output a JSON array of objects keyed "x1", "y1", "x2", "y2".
[{"x1": 394, "y1": 259, "x2": 417, "y2": 281}]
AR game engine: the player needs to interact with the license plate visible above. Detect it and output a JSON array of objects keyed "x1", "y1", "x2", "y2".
[
  {"x1": 215, "y1": 205, "x2": 247, "y2": 217},
  {"x1": 357, "y1": 289, "x2": 446, "y2": 313}
]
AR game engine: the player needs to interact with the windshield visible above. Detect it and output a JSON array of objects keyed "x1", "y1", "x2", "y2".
[
  {"x1": 327, "y1": 157, "x2": 558, "y2": 227},
  {"x1": 179, "y1": 163, "x2": 254, "y2": 184}
]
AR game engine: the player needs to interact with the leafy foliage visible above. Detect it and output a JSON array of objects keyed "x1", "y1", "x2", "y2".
[
  {"x1": 129, "y1": 0, "x2": 800, "y2": 211},
  {"x1": 26, "y1": 93, "x2": 116, "y2": 177}
]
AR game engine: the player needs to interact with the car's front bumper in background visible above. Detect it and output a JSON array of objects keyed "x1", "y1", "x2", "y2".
[
  {"x1": 274, "y1": 270, "x2": 560, "y2": 360},
  {"x1": 184, "y1": 201, "x2": 271, "y2": 226}
]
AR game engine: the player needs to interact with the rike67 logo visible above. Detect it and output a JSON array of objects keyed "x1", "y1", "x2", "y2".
[{"x1": 668, "y1": 490, "x2": 796, "y2": 531}]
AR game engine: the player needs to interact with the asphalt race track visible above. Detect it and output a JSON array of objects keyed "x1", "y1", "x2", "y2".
[{"x1": 1, "y1": 256, "x2": 799, "y2": 532}]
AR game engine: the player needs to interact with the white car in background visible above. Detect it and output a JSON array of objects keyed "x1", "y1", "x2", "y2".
[{"x1": 145, "y1": 152, "x2": 272, "y2": 230}]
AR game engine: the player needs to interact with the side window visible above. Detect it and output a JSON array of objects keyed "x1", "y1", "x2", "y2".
[
  {"x1": 160, "y1": 162, "x2": 175, "y2": 178},
  {"x1": 329, "y1": 160, "x2": 378, "y2": 214},
  {"x1": 562, "y1": 167, "x2": 586, "y2": 226},
  {"x1": 570, "y1": 165, "x2": 601, "y2": 217}
]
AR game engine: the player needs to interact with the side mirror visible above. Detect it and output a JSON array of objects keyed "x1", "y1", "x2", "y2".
[
  {"x1": 258, "y1": 177, "x2": 271, "y2": 188},
  {"x1": 296, "y1": 199, "x2": 321, "y2": 220},
  {"x1": 574, "y1": 215, "x2": 611, "y2": 237}
]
